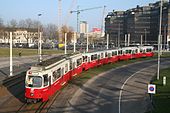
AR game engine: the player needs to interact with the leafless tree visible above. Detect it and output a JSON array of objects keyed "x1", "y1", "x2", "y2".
[
  {"x1": 25, "y1": 18, "x2": 33, "y2": 28},
  {"x1": 9, "y1": 19, "x2": 18, "y2": 28},
  {"x1": 43, "y1": 23, "x2": 58, "y2": 41},
  {"x1": 18, "y1": 19, "x2": 26, "y2": 28},
  {"x1": 0, "y1": 18, "x2": 4, "y2": 28}
]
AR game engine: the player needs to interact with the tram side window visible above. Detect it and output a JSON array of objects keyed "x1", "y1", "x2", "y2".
[
  {"x1": 108, "y1": 53, "x2": 111, "y2": 57},
  {"x1": 115, "y1": 51, "x2": 118, "y2": 55},
  {"x1": 77, "y1": 58, "x2": 82, "y2": 66},
  {"x1": 126, "y1": 50, "x2": 129, "y2": 54},
  {"x1": 105, "y1": 52, "x2": 108, "y2": 57},
  {"x1": 140, "y1": 49, "x2": 143, "y2": 53},
  {"x1": 132, "y1": 50, "x2": 135, "y2": 54},
  {"x1": 112, "y1": 51, "x2": 115, "y2": 56},
  {"x1": 43, "y1": 74, "x2": 48, "y2": 87},
  {"x1": 65, "y1": 63, "x2": 68, "y2": 73},
  {"x1": 129, "y1": 50, "x2": 132, "y2": 54},
  {"x1": 91, "y1": 55, "x2": 94, "y2": 61},
  {"x1": 98, "y1": 54, "x2": 100, "y2": 59},
  {"x1": 94, "y1": 54, "x2": 97, "y2": 60},
  {"x1": 53, "y1": 68, "x2": 61, "y2": 82},
  {"x1": 112, "y1": 51, "x2": 117, "y2": 56},
  {"x1": 135, "y1": 49, "x2": 138, "y2": 53},
  {"x1": 70, "y1": 62, "x2": 73, "y2": 70},
  {"x1": 73, "y1": 62, "x2": 76, "y2": 69},
  {"x1": 147, "y1": 48, "x2": 152, "y2": 52},
  {"x1": 62, "y1": 68, "x2": 64, "y2": 76},
  {"x1": 118, "y1": 50, "x2": 122, "y2": 55},
  {"x1": 88, "y1": 57, "x2": 90, "y2": 62},
  {"x1": 83, "y1": 56, "x2": 87, "y2": 62},
  {"x1": 101, "y1": 53, "x2": 104, "y2": 58},
  {"x1": 122, "y1": 50, "x2": 125, "y2": 55}
]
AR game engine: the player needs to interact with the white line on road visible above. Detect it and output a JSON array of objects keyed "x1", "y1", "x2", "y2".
[{"x1": 118, "y1": 64, "x2": 157, "y2": 113}]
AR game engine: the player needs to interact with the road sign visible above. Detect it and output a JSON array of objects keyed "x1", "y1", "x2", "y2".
[{"x1": 148, "y1": 84, "x2": 156, "y2": 94}]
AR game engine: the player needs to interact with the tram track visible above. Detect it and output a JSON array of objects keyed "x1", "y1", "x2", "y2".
[
  {"x1": 15, "y1": 89, "x2": 62, "y2": 113},
  {"x1": 1, "y1": 56, "x2": 170, "y2": 113}
]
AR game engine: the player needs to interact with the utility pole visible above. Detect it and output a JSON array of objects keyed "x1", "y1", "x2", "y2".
[
  {"x1": 64, "y1": 33, "x2": 67, "y2": 54},
  {"x1": 141, "y1": 35, "x2": 143, "y2": 46},
  {"x1": 10, "y1": 32, "x2": 13, "y2": 76},
  {"x1": 157, "y1": 0, "x2": 163, "y2": 80},
  {"x1": 101, "y1": 6, "x2": 106, "y2": 37},
  {"x1": 125, "y1": 34, "x2": 127, "y2": 46},
  {"x1": 58, "y1": 0, "x2": 62, "y2": 43},
  {"x1": 39, "y1": 32, "x2": 42, "y2": 62},
  {"x1": 127, "y1": 34, "x2": 130, "y2": 46},
  {"x1": 86, "y1": 33, "x2": 89, "y2": 52},
  {"x1": 107, "y1": 34, "x2": 109, "y2": 49},
  {"x1": 38, "y1": 14, "x2": 42, "y2": 63},
  {"x1": 86, "y1": 25, "x2": 89, "y2": 52},
  {"x1": 74, "y1": 32, "x2": 76, "y2": 52}
]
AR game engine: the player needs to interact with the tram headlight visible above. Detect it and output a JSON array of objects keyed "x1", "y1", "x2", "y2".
[{"x1": 30, "y1": 93, "x2": 34, "y2": 96}]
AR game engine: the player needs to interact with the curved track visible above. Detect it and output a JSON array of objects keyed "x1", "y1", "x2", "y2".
[
  {"x1": 0, "y1": 58, "x2": 170, "y2": 113},
  {"x1": 48, "y1": 58, "x2": 170, "y2": 113}
]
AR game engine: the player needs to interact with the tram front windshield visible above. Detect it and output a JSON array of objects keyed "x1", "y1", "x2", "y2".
[{"x1": 26, "y1": 76, "x2": 42, "y2": 87}]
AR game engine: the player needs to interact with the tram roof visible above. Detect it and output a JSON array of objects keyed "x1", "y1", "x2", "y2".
[
  {"x1": 37, "y1": 53, "x2": 81, "y2": 67},
  {"x1": 37, "y1": 55, "x2": 66, "y2": 67}
]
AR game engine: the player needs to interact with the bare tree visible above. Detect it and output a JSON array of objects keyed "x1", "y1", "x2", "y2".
[
  {"x1": 32, "y1": 20, "x2": 42, "y2": 29},
  {"x1": 43, "y1": 24, "x2": 58, "y2": 41},
  {"x1": 0, "y1": 18, "x2": 4, "y2": 28},
  {"x1": 18, "y1": 19, "x2": 26, "y2": 28},
  {"x1": 9, "y1": 19, "x2": 17, "y2": 28},
  {"x1": 25, "y1": 18, "x2": 33, "y2": 28},
  {"x1": 0, "y1": 18, "x2": 4, "y2": 40}
]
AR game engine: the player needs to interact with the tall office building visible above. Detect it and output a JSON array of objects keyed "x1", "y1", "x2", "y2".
[
  {"x1": 105, "y1": 0, "x2": 170, "y2": 46},
  {"x1": 80, "y1": 21, "x2": 88, "y2": 34}
]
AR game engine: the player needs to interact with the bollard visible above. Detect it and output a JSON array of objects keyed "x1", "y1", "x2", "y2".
[{"x1": 163, "y1": 76, "x2": 166, "y2": 86}]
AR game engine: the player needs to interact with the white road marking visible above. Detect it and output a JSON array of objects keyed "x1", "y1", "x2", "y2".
[{"x1": 118, "y1": 64, "x2": 157, "y2": 113}]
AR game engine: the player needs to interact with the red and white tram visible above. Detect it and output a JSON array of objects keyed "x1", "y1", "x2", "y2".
[{"x1": 25, "y1": 46, "x2": 154, "y2": 103}]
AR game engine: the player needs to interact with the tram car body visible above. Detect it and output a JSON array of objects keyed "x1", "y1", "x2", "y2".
[{"x1": 25, "y1": 46, "x2": 154, "y2": 103}]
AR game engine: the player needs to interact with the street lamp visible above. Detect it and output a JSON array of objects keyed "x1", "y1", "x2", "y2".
[
  {"x1": 157, "y1": 0, "x2": 163, "y2": 80},
  {"x1": 38, "y1": 13, "x2": 42, "y2": 63}
]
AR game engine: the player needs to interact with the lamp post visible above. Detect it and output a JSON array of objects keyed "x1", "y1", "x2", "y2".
[
  {"x1": 157, "y1": 0, "x2": 163, "y2": 80},
  {"x1": 107, "y1": 34, "x2": 109, "y2": 49},
  {"x1": 10, "y1": 32, "x2": 13, "y2": 76},
  {"x1": 38, "y1": 14, "x2": 42, "y2": 63},
  {"x1": 64, "y1": 33, "x2": 67, "y2": 54}
]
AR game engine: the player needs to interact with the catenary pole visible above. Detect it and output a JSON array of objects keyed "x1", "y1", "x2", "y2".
[
  {"x1": 107, "y1": 34, "x2": 109, "y2": 49},
  {"x1": 64, "y1": 33, "x2": 67, "y2": 54},
  {"x1": 10, "y1": 32, "x2": 13, "y2": 76},
  {"x1": 157, "y1": 0, "x2": 163, "y2": 80}
]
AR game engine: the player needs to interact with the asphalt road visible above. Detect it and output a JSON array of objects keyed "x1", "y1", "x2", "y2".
[{"x1": 48, "y1": 58, "x2": 170, "y2": 113}]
